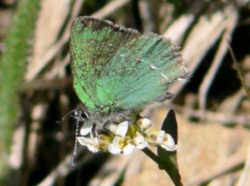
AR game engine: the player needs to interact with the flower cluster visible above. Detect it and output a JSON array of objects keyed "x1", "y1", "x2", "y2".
[{"x1": 76, "y1": 118, "x2": 177, "y2": 155}]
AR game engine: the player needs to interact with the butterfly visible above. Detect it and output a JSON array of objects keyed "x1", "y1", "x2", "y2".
[{"x1": 70, "y1": 16, "x2": 187, "y2": 154}]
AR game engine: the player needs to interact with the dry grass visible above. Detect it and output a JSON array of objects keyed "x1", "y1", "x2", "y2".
[{"x1": 0, "y1": 0, "x2": 249, "y2": 185}]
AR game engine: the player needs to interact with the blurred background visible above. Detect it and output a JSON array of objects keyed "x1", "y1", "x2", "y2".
[{"x1": 0, "y1": 0, "x2": 249, "y2": 185}]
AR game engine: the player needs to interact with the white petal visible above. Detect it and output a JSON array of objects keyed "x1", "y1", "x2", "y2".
[
  {"x1": 156, "y1": 130, "x2": 166, "y2": 143},
  {"x1": 123, "y1": 144, "x2": 135, "y2": 155},
  {"x1": 161, "y1": 134, "x2": 177, "y2": 151},
  {"x1": 108, "y1": 137, "x2": 122, "y2": 154},
  {"x1": 77, "y1": 136, "x2": 100, "y2": 153},
  {"x1": 108, "y1": 143, "x2": 121, "y2": 154},
  {"x1": 105, "y1": 123, "x2": 117, "y2": 134},
  {"x1": 77, "y1": 136, "x2": 92, "y2": 146},
  {"x1": 80, "y1": 122, "x2": 93, "y2": 136},
  {"x1": 116, "y1": 121, "x2": 129, "y2": 137},
  {"x1": 160, "y1": 144, "x2": 177, "y2": 151},
  {"x1": 166, "y1": 134, "x2": 175, "y2": 147},
  {"x1": 140, "y1": 118, "x2": 151, "y2": 129},
  {"x1": 134, "y1": 134, "x2": 148, "y2": 149},
  {"x1": 86, "y1": 144, "x2": 99, "y2": 153},
  {"x1": 137, "y1": 118, "x2": 151, "y2": 130}
]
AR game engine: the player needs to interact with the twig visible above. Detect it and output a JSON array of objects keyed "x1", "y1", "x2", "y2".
[
  {"x1": 143, "y1": 148, "x2": 159, "y2": 164},
  {"x1": 170, "y1": 104, "x2": 250, "y2": 127},
  {"x1": 218, "y1": 89, "x2": 246, "y2": 113},
  {"x1": 37, "y1": 154, "x2": 74, "y2": 186},
  {"x1": 198, "y1": 5, "x2": 239, "y2": 112},
  {"x1": 236, "y1": 146, "x2": 250, "y2": 186},
  {"x1": 37, "y1": 152, "x2": 99, "y2": 186},
  {"x1": 20, "y1": 103, "x2": 46, "y2": 186},
  {"x1": 163, "y1": 0, "x2": 206, "y2": 44},
  {"x1": 227, "y1": 43, "x2": 250, "y2": 98},
  {"x1": 22, "y1": 77, "x2": 72, "y2": 91},
  {"x1": 187, "y1": 159, "x2": 244, "y2": 186},
  {"x1": 92, "y1": 0, "x2": 130, "y2": 19},
  {"x1": 88, "y1": 154, "x2": 133, "y2": 186},
  {"x1": 25, "y1": 0, "x2": 84, "y2": 81},
  {"x1": 44, "y1": 54, "x2": 70, "y2": 79},
  {"x1": 138, "y1": 0, "x2": 157, "y2": 33},
  {"x1": 169, "y1": 5, "x2": 227, "y2": 98},
  {"x1": 26, "y1": 0, "x2": 131, "y2": 81},
  {"x1": 164, "y1": 14, "x2": 195, "y2": 44}
]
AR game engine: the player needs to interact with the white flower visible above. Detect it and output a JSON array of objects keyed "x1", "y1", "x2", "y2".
[
  {"x1": 161, "y1": 133, "x2": 177, "y2": 151},
  {"x1": 108, "y1": 136, "x2": 123, "y2": 154},
  {"x1": 156, "y1": 130, "x2": 177, "y2": 151},
  {"x1": 134, "y1": 132, "x2": 148, "y2": 149},
  {"x1": 77, "y1": 136, "x2": 93, "y2": 146},
  {"x1": 156, "y1": 130, "x2": 165, "y2": 143},
  {"x1": 105, "y1": 123, "x2": 118, "y2": 134},
  {"x1": 106, "y1": 121, "x2": 129, "y2": 137},
  {"x1": 137, "y1": 118, "x2": 152, "y2": 131},
  {"x1": 77, "y1": 136, "x2": 99, "y2": 153},
  {"x1": 86, "y1": 144, "x2": 99, "y2": 153},
  {"x1": 116, "y1": 121, "x2": 129, "y2": 137},
  {"x1": 123, "y1": 144, "x2": 135, "y2": 155},
  {"x1": 79, "y1": 122, "x2": 93, "y2": 136}
]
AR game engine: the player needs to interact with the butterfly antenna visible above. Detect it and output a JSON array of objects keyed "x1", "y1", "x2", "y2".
[{"x1": 56, "y1": 109, "x2": 76, "y2": 124}]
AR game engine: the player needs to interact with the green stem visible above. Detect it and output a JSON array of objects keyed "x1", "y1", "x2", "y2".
[
  {"x1": 143, "y1": 148, "x2": 183, "y2": 186},
  {"x1": 0, "y1": 0, "x2": 41, "y2": 184}
]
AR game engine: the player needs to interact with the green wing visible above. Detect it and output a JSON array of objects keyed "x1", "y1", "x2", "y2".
[{"x1": 70, "y1": 16, "x2": 186, "y2": 113}]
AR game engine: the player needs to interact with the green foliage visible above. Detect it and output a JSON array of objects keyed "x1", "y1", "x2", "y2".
[
  {"x1": 143, "y1": 110, "x2": 183, "y2": 186},
  {"x1": 157, "y1": 110, "x2": 182, "y2": 186},
  {"x1": 0, "y1": 0, "x2": 41, "y2": 182}
]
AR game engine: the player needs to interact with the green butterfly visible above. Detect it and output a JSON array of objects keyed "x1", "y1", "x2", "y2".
[{"x1": 70, "y1": 16, "x2": 187, "y2": 130}]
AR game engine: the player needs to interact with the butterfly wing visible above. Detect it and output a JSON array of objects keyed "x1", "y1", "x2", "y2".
[
  {"x1": 70, "y1": 16, "x2": 187, "y2": 113},
  {"x1": 71, "y1": 17, "x2": 139, "y2": 111}
]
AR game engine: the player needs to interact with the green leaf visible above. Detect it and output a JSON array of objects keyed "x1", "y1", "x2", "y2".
[{"x1": 157, "y1": 110, "x2": 182, "y2": 186}]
